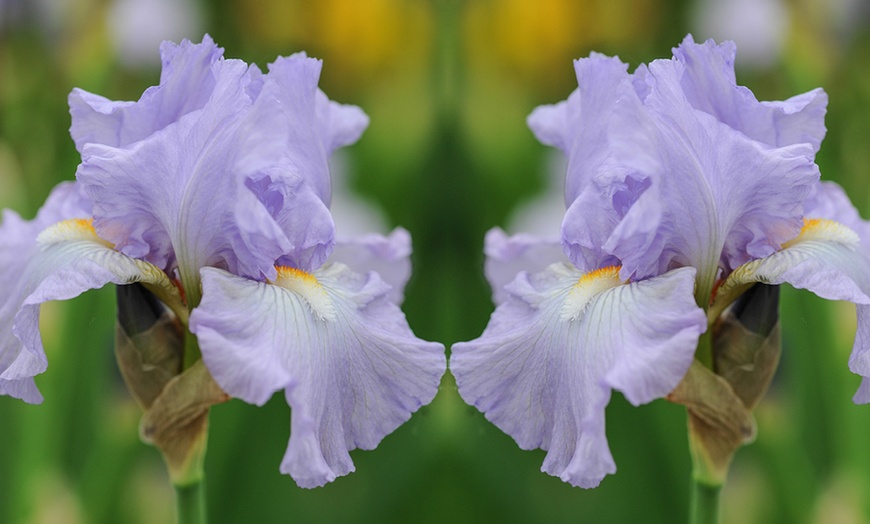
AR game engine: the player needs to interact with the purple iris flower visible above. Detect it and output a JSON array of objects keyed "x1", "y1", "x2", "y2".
[
  {"x1": 0, "y1": 35, "x2": 445, "y2": 488},
  {"x1": 451, "y1": 35, "x2": 870, "y2": 488}
]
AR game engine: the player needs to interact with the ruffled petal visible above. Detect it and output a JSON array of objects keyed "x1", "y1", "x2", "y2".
[
  {"x1": 605, "y1": 57, "x2": 819, "y2": 292},
  {"x1": 190, "y1": 264, "x2": 445, "y2": 488},
  {"x1": 69, "y1": 35, "x2": 225, "y2": 152},
  {"x1": 798, "y1": 182, "x2": 870, "y2": 402},
  {"x1": 482, "y1": 228, "x2": 565, "y2": 304},
  {"x1": 527, "y1": 53, "x2": 633, "y2": 204},
  {"x1": 0, "y1": 217, "x2": 181, "y2": 403},
  {"x1": 330, "y1": 228, "x2": 412, "y2": 304},
  {"x1": 247, "y1": 170, "x2": 335, "y2": 273},
  {"x1": 561, "y1": 172, "x2": 648, "y2": 271},
  {"x1": 674, "y1": 35, "x2": 828, "y2": 153},
  {"x1": 77, "y1": 56, "x2": 292, "y2": 282},
  {"x1": 315, "y1": 89, "x2": 369, "y2": 157},
  {"x1": 450, "y1": 264, "x2": 705, "y2": 488},
  {"x1": 253, "y1": 55, "x2": 369, "y2": 205}
]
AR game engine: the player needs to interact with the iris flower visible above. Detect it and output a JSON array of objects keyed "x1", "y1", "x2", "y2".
[
  {"x1": 0, "y1": 36, "x2": 445, "y2": 488},
  {"x1": 451, "y1": 35, "x2": 870, "y2": 488}
]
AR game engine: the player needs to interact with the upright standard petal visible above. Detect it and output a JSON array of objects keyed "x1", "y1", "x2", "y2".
[
  {"x1": 673, "y1": 35, "x2": 828, "y2": 153},
  {"x1": 603, "y1": 57, "x2": 819, "y2": 296},
  {"x1": 246, "y1": 169, "x2": 336, "y2": 273},
  {"x1": 527, "y1": 54, "x2": 634, "y2": 204},
  {"x1": 77, "y1": 57, "x2": 293, "y2": 285},
  {"x1": 69, "y1": 35, "x2": 225, "y2": 153},
  {"x1": 451, "y1": 265, "x2": 705, "y2": 488},
  {"x1": 76, "y1": 47, "x2": 368, "y2": 289},
  {"x1": 252, "y1": 55, "x2": 370, "y2": 205},
  {"x1": 190, "y1": 265, "x2": 445, "y2": 488}
]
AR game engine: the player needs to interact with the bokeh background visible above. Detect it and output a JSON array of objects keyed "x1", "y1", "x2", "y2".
[{"x1": 2, "y1": 0, "x2": 870, "y2": 522}]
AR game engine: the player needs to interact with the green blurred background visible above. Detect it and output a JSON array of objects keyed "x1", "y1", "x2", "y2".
[{"x1": 2, "y1": 0, "x2": 870, "y2": 522}]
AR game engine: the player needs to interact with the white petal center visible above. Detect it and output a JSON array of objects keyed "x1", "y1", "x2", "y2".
[
  {"x1": 560, "y1": 265, "x2": 626, "y2": 322},
  {"x1": 782, "y1": 218, "x2": 859, "y2": 248},
  {"x1": 36, "y1": 218, "x2": 113, "y2": 248},
  {"x1": 271, "y1": 266, "x2": 337, "y2": 322}
]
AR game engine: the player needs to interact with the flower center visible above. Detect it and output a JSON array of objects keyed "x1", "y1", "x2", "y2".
[
  {"x1": 37, "y1": 218, "x2": 114, "y2": 248},
  {"x1": 782, "y1": 218, "x2": 859, "y2": 249},
  {"x1": 272, "y1": 266, "x2": 337, "y2": 321},
  {"x1": 560, "y1": 265, "x2": 626, "y2": 322}
]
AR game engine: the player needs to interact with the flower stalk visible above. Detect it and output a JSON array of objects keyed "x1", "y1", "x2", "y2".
[
  {"x1": 671, "y1": 284, "x2": 781, "y2": 523},
  {"x1": 689, "y1": 477, "x2": 722, "y2": 524},
  {"x1": 116, "y1": 284, "x2": 228, "y2": 524}
]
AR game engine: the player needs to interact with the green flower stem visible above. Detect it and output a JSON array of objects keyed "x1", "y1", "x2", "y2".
[
  {"x1": 690, "y1": 478, "x2": 721, "y2": 524},
  {"x1": 167, "y1": 412, "x2": 209, "y2": 524},
  {"x1": 695, "y1": 329, "x2": 713, "y2": 369},
  {"x1": 687, "y1": 411, "x2": 727, "y2": 524},
  {"x1": 183, "y1": 328, "x2": 202, "y2": 370},
  {"x1": 175, "y1": 478, "x2": 207, "y2": 524}
]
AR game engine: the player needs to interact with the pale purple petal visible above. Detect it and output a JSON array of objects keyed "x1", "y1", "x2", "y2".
[
  {"x1": 69, "y1": 35, "x2": 224, "y2": 152},
  {"x1": 247, "y1": 170, "x2": 335, "y2": 273},
  {"x1": 801, "y1": 183, "x2": 870, "y2": 402},
  {"x1": 527, "y1": 54, "x2": 633, "y2": 204},
  {"x1": 330, "y1": 228, "x2": 412, "y2": 304},
  {"x1": 1, "y1": 219, "x2": 179, "y2": 403},
  {"x1": 482, "y1": 228, "x2": 565, "y2": 303},
  {"x1": 253, "y1": 55, "x2": 369, "y2": 206},
  {"x1": 191, "y1": 265, "x2": 445, "y2": 488},
  {"x1": 77, "y1": 57, "x2": 292, "y2": 282},
  {"x1": 0, "y1": 182, "x2": 91, "y2": 402},
  {"x1": 561, "y1": 172, "x2": 647, "y2": 271},
  {"x1": 804, "y1": 181, "x2": 870, "y2": 246},
  {"x1": 674, "y1": 35, "x2": 828, "y2": 153},
  {"x1": 604, "y1": 57, "x2": 819, "y2": 292},
  {"x1": 851, "y1": 304, "x2": 870, "y2": 403},
  {"x1": 711, "y1": 218, "x2": 870, "y2": 406},
  {"x1": 315, "y1": 89, "x2": 369, "y2": 157},
  {"x1": 714, "y1": 222, "x2": 870, "y2": 313},
  {"x1": 451, "y1": 265, "x2": 705, "y2": 488}
]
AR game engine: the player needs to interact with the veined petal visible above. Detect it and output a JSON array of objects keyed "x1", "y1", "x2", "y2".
[
  {"x1": 710, "y1": 212, "x2": 870, "y2": 406},
  {"x1": 1, "y1": 217, "x2": 182, "y2": 403},
  {"x1": 606, "y1": 56, "x2": 819, "y2": 291},
  {"x1": 711, "y1": 218, "x2": 870, "y2": 321},
  {"x1": 800, "y1": 183, "x2": 870, "y2": 402},
  {"x1": 330, "y1": 228, "x2": 412, "y2": 304},
  {"x1": 1, "y1": 182, "x2": 91, "y2": 402},
  {"x1": 450, "y1": 265, "x2": 705, "y2": 488},
  {"x1": 674, "y1": 35, "x2": 828, "y2": 153},
  {"x1": 482, "y1": 228, "x2": 566, "y2": 304},
  {"x1": 190, "y1": 265, "x2": 445, "y2": 488},
  {"x1": 77, "y1": 56, "x2": 292, "y2": 282}
]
